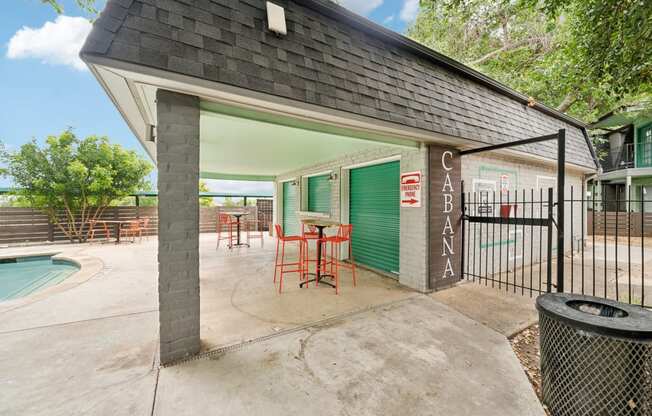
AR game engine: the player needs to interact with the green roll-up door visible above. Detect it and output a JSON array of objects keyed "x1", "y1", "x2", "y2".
[
  {"x1": 282, "y1": 181, "x2": 299, "y2": 235},
  {"x1": 349, "y1": 161, "x2": 400, "y2": 275},
  {"x1": 308, "y1": 174, "x2": 331, "y2": 214}
]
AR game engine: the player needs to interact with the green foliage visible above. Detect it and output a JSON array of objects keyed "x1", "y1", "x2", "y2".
[
  {"x1": 408, "y1": 0, "x2": 652, "y2": 122},
  {"x1": 199, "y1": 180, "x2": 213, "y2": 207},
  {"x1": 1, "y1": 130, "x2": 152, "y2": 242},
  {"x1": 40, "y1": 0, "x2": 97, "y2": 14}
]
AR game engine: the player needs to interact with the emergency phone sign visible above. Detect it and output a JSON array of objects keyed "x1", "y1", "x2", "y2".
[{"x1": 400, "y1": 171, "x2": 422, "y2": 208}]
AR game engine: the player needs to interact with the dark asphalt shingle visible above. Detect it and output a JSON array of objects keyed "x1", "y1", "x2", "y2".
[{"x1": 81, "y1": 0, "x2": 596, "y2": 168}]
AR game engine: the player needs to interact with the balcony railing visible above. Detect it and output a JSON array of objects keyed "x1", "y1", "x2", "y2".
[{"x1": 602, "y1": 143, "x2": 634, "y2": 172}]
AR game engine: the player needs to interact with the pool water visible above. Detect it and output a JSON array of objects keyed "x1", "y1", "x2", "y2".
[{"x1": 0, "y1": 255, "x2": 79, "y2": 302}]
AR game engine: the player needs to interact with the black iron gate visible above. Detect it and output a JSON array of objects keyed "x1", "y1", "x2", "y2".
[
  {"x1": 461, "y1": 185, "x2": 557, "y2": 295},
  {"x1": 459, "y1": 129, "x2": 566, "y2": 297}
]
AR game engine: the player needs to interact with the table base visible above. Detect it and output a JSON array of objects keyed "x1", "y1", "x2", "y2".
[
  {"x1": 229, "y1": 242, "x2": 250, "y2": 249},
  {"x1": 300, "y1": 273, "x2": 336, "y2": 288}
]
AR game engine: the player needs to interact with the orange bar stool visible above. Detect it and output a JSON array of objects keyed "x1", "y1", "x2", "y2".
[
  {"x1": 321, "y1": 224, "x2": 356, "y2": 294},
  {"x1": 274, "y1": 224, "x2": 307, "y2": 293},
  {"x1": 216, "y1": 213, "x2": 237, "y2": 249},
  {"x1": 246, "y1": 219, "x2": 265, "y2": 246}
]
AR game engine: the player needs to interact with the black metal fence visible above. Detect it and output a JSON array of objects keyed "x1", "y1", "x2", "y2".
[{"x1": 461, "y1": 184, "x2": 650, "y2": 308}]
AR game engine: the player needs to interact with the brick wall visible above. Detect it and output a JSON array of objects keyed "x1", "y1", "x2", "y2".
[{"x1": 156, "y1": 89, "x2": 201, "y2": 364}]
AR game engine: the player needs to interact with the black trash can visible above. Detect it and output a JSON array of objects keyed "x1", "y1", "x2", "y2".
[{"x1": 536, "y1": 293, "x2": 652, "y2": 416}]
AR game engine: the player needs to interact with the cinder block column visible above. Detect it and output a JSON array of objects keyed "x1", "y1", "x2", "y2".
[{"x1": 156, "y1": 89, "x2": 200, "y2": 364}]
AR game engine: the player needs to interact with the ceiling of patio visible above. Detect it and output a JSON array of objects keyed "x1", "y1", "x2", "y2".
[{"x1": 199, "y1": 101, "x2": 416, "y2": 181}]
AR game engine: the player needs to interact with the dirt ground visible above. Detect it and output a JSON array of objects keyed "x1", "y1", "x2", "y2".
[{"x1": 510, "y1": 324, "x2": 551, "y2": 416}]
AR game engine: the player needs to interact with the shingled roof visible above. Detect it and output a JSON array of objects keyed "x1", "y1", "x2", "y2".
[{"x1": 81, "y1": 0, "x2": 598, "y2": 169}]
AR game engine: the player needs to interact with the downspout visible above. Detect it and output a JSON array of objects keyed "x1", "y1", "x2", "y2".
[{"x1": 581, "y1": 127, "x2": 601, "y2": 171}]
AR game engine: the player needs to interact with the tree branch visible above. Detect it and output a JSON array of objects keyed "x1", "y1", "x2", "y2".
[
  {"x1": 468, "y1": 37, "x2": 544, "y2": 66},
  {"x1": 556, "y1": 93, "x2": 577, "y2": 113}
]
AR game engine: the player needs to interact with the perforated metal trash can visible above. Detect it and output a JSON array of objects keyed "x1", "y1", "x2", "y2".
[{"x1": 536, "y1": 293, "x2": 652, "y2": 416}]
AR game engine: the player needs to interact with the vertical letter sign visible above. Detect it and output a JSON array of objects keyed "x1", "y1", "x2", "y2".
[
  {"x1": 428, "y1": 146, "x2": 461, "y2": 290},
  {"x1": 400, "y1": 171, "x2": 422, "y2": 207}
]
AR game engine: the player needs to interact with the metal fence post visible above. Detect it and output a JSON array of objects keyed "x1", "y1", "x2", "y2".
[
  {"x1": 547, "y1": 187, "x2": 554, "y2": 293},
  {"x1": 47, "y1": 215, "x2": 54, "y2": 242},
  {"x1": 556, "y1": 129, "x2": 566, "y2": 293},
  {"x1": 460, "y1": 180, "x2": 465, "y2": 280}
]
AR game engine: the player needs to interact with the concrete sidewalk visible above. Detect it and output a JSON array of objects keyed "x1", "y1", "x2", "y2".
[
  {"x1": 0, "y1": 237, "x2": 543, "y2": 415},
  {"x1": 154, "y1": 296, "x2": 543, "y2": 416}
]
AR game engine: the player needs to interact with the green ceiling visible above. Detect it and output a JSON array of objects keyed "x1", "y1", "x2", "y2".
[{"x1": 199, "y1": 101, "x2": 414, "y2": 180}]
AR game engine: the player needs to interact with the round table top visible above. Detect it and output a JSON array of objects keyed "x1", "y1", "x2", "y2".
[
  {"x1": 222, "y1": 211, "x2": 248, "y2": 217},
  {"x1": 300, "y1": 218, "x2": 340, "y2": 228}
]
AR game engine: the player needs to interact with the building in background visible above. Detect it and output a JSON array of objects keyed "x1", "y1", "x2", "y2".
[{"x1": 590, "y1": 102, "x2": 652, "y2": 211}]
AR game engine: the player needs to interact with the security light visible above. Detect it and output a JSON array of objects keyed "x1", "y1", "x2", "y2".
[{"x1": 266, "y1": 2, "x2": 287, "y2": 36}]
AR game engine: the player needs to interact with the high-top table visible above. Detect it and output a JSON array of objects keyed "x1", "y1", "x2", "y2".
[
  {"x1": 299, "y1": 218, "x2": 339, "y2": 288},
  {"x1": 222, "y1": 211, "x2": 249, "y2": 248}
]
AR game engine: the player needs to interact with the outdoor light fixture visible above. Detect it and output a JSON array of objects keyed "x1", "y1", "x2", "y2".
[
  {"x1": 291, "y1": 180, "x2": 298, "y2": 186},
  {"x1": 328, "y1": 172, "x2": 338, "y2": 182},
  {"x1": 146, "y1": 124, "x2": 156, "y2": 142},
  {"x1": 266, "y1": 2, "x2": 287, "y2": 35}
]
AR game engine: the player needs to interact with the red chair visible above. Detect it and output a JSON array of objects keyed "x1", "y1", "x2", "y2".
[
  {"x1": 302, "y1": 223, "x2": 320, "y2": 240},
  {"x1": 321, "y1": 224, "x2": 356, "y2": 295},
  {"x1": 216, "y1": 213, "x2": 237, "y2": 249},
  {"x1": 138, "y1": 217, "x2": 150, "y2": 241},
  {"x1": 246, "y1": 219, "x2": 265, "y2": 246},
  {"x1": 120, "y1": 219, "x2": 142, "y2": 243},
  {"x1": 274, "y1": 224, "x2": 307, "y2": 293},
  {"x1": 88, "y1": 220, "x2": 111, "y2": 243}
]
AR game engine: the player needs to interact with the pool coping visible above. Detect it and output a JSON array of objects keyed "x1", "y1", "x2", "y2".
[{"x1": 0, "y1": 249, "x2": 104, "y2": 313}]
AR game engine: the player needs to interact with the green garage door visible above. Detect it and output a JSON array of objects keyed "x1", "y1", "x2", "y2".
[
  {"x1": 349, "y1": 161, "x2": 400, "y2": 275},
  {"x1": 282, "y1": 181, "x2": 299, "y2": 235},
  {"x1": 308, "y1": 174, "x2": 331, "y2": 214}
]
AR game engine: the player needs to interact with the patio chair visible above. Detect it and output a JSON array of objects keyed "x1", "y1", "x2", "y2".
[
  {"x1": 216, "y1": 213, "x2": 237, "y2": 249},
  {"x1": 119, "y1": 220, "x2": 141, "y2": 243},
  {"x1": 321, "y1": 224, "x2": 356, "y2": 295},
  {"x1": 246, "y1": 219, "x2": 265, "y2": 246},
  {"x1": 88, "y1": 220, "x2": 111, "y2": 243},
  {"x1": 274, "y1": 224, "x2": 307, "y2": 294},
  {"x1": 302, "y1": 223, "x2": 320, "y2": 240},
  {"x1": 138, "y1": 217, "x2": 150, "y2": 241}
]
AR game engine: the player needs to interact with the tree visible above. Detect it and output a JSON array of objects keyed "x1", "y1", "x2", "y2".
[
  {"x1": 1, "y1": 130, "x2": 152, "y2": 242},
  {"x1": 408, "y1": 0, "x2": 652, "y2": 121},
  {"x1": 199, "y1": 180, "x2": 213, "y2": 207},
  {"x1": 40, "y1": 0, "x2": 97, "y2": 14}
]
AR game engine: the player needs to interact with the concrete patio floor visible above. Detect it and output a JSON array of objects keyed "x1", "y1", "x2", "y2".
[{"x1": 0, "y1": 234, "x2": 543, "y2": 415}]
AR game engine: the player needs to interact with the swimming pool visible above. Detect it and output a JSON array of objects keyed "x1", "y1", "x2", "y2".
[{"x1": 0, "y1": 255, "x2": 80, "y2": 302}]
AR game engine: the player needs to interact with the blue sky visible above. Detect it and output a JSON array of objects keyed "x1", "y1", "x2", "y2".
[{"x1": 0, "y1": 0, "x2": 417, "y2": 191}]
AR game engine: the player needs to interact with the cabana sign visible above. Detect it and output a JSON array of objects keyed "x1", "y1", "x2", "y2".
[{"x1": 400, "y1": 171, "x2": 422, "y2": 207}]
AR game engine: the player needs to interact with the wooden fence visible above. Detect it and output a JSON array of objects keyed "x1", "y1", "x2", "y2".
[
  {"x1": 0, "y1": 201, "x2": 273, "y2": 245},
  {"x1": 587, "y1": 210, "x2": 652, "y2": 237}
]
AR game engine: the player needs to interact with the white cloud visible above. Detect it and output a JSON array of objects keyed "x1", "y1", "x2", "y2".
[
  {"x1": 383, "y1": 14, "x2": 395, "y2": 24},
  {"x1": 339, "y1": 0, "x2": 383, "y2": 16},
  {"x1": 399, "y1": 0, "x2": 419, "y2": 22},
  {"x1": 6, "y1": 15, "x2": 91, "y2": 71}
]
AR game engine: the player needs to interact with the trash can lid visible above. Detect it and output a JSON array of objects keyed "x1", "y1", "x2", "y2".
[{"x1": 536, "y1": 293, "x2": 652, "y2": 340}]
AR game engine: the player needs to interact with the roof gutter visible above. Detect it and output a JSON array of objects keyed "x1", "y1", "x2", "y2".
[
  {"x1": 296, "y1": 0, "x2": 587, "y2": 130},
  {"x1": 580, "y1": 127, "x2": 601, "y2": 170}
]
